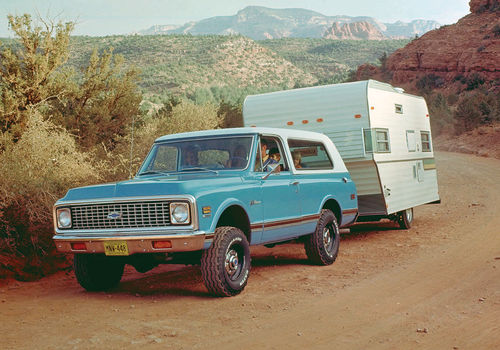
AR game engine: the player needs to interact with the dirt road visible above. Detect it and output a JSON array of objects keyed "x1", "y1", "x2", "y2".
[{"x1": 1, "y1": 152, "x2": 499, "y2": 349}]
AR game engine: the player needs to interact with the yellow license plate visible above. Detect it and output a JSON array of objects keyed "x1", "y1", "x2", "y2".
[{"x1": 103, "y1": 241, "x2": 129, "y2": 256}]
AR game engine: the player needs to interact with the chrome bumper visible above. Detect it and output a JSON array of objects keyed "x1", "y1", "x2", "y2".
[{"x1": 53, "y1": 231, "x2": 213, "y2": 254}]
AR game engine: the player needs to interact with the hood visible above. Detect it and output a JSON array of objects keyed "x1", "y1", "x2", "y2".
[{"x1": 58, "y1": 172, "x2": 245, "y2": 202}]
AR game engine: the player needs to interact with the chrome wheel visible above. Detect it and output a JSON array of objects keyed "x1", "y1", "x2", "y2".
[
  {"x1": 225, "y1": 248, "x2": 241, "y2": 279},
  {"x1": 323, "y1": 226, "x2": 334, "y2": 256}
]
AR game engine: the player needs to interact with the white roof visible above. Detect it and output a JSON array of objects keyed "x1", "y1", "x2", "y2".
[{"x1": 154, "y1": 127, "x2": 331, "y2": 143}]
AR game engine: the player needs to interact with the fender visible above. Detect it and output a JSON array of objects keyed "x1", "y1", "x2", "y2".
[{"x1": 209, "y1": 197, "x2": 251, "y2": 234}]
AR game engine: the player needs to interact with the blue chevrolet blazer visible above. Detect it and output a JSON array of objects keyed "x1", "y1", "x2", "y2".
[{"x1": 53, "y1": 127, "x2": 358, "y2": 296}]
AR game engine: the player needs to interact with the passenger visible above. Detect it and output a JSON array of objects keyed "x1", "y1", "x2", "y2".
[
  {"x1": 269, "y1": 148, "x2": 281, "y2": 162},
  {"x1": 183, "y1": 147, "x2": 198, "y2": 167},
  {"x1": 261, "y1": 140, "x2": 278, "y2": 172},
  {"x1": 229, "y1": 144, "x2": 248, "y2": 168},
  {"x1": 292, "y1": 151, "x2": 302, "y2": 169}
]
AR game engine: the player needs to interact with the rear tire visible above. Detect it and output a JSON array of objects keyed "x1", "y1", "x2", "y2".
[
  {"x1": 201, "y1": 227, "x2": 251, "y2": 297},
  {"x1": 305, "y1": 209, "x2": 340, "y2": 265},
  {"x1": 397, "y1": 208, "x2": 414, "y2": 229},
  {"x1": 74, "y1": 254, "x2": 125, "y2": 291}
]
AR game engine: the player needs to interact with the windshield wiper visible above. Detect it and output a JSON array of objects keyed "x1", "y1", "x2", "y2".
[
  {"x1": 138, "y1": 170, "x2": 171, "y2": 176},
  {"x1": 180, "y1": 167, "x2": 218, "y2": 174}
]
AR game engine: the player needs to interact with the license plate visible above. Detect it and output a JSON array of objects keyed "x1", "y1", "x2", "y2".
[{"x1": 103, "y1": 241, "x2": 129, "y2": 256}]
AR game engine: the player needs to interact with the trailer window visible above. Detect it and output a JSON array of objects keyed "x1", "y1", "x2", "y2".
[
  {"x1": 421, "y1": 131, "x2": 432, "y2": 152},
  {"x1": 375, "y1": 129, "x2": 390, "y2": 153},
  {"x1": 363, "y1": 129, "x2": 373, "y2": 153},
  {"x1": 287, "y1": 139, "x2": 333, "y2": 170},
  {"x1": 395, "y1": 104, "x2": 403, "y2": 114},
  {"x1": 363, "y1": 128, "x2": 391, "y2": 153}
]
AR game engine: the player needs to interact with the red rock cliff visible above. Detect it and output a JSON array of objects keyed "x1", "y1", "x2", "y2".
[{"x1": 385, "y1": 0, "x2": 500, "y2": 84}]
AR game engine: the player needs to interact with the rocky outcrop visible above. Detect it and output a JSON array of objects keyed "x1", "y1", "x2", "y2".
[
  {"x1": 469, "y1": 0, "x2": 500, "y2": 13},
  {"x1": 323, "y1": 21, "x2": 386, "y2": 40},
  {"x1": 385, "y1": 1, "x2": 500, "y2": 84}
]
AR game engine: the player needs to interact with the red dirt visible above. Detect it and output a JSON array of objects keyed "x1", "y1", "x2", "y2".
[{"x1": 1, "y1": 152, "x2": 499, "y2": 349}]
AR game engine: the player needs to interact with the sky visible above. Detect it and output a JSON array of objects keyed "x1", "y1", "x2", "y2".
[{"x1": 0, "y1": 0, "x2": 471, "y2": 37}]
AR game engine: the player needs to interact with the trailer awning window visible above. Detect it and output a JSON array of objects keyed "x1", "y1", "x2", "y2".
[
  {"x1": 363, "y1": 128, "x2": 391, "y2": 153},
  {"x1": 421, "y1": 131, "x2": 432, "y2": 152}
]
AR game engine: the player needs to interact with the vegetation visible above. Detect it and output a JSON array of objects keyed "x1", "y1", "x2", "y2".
[
  {"x1": 0, "y1": 15, "x2": 142, "y2": 279},
  {"x1": 258, "y1": 38, "x2": 408, "y2": 84}
]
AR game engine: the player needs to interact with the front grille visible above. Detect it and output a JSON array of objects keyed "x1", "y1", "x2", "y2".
[{"x1": 68, "y1": 201, "x2": 173, "y2": 230}]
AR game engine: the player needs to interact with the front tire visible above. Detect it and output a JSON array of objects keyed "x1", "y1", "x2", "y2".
[
  {"x1": 305, "y1": 209, "x2": 340, "y2": 265},
  {"x1": 74, "y1": 254, "x2": 125, "y2": 291},
  {"x1": 397, "y1": 208, "x2": 414, "y2": 229},
  {"x1": 201, "y1": 227, "x2": 251, "y2": 297}
]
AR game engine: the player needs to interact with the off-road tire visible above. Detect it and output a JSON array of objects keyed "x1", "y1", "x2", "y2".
[
  {"x1": 201, "y1": 226, "x2": 251, "y2": 297},
  {"x1": 305, "y1": 209, "x2": 340, "y2": 265},
  {"x1": 397, "y1": 208, "x2": 414, "y2": 229},
  {"x1": 74, "y1": 254, "x2": 125, "y2": 291}
]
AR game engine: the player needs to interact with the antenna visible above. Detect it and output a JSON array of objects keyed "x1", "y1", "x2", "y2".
[{"x1": 129, "y1": 114, "x2": 135, "y2": 179}]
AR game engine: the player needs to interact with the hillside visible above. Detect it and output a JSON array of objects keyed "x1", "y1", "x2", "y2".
[
  {"x1": 65, "y1": 35, "x2": 408, "y2": 102},
  {"x1": 259, "y1": 38, "x2": 408, "y2": 84},
  {"x1": 138, "y1": 6, "x2": 440, "y2": 40},
  {"x1": 68, "y1": 35, "x2": 317, "y2": 98}
]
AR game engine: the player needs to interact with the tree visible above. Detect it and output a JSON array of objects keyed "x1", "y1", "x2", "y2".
[
  {"x1": 0, "y1": 14, "x2": 74, "y2": 139},
  {"x1": 51, "y1": 48, "x2": 142, "y2": 149},
  {"x1": 0, "y1": 14, "x2": 142, "y2": 150}
]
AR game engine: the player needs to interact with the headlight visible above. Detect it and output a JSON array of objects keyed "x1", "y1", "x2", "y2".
[
  {"x1": 57, "y1": 208, "x2": 72, "y2": 228},
  {"x1": 170, "y1": 202, "x2": 190, "y2": 224}
]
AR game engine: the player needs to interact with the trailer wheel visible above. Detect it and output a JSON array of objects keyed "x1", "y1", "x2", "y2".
[
  {"x1": 74, "y1": 254, "x2": 125, "y2": 291},
  {"x1": 201, "y1": 227, "x2": 251, "y2": 297},
  {"x1": 304, "y1": 209, "x2": 339, "y2": 265},
  {"x1": 397, "y1": 208, "x2": 414, "y2": 229}
]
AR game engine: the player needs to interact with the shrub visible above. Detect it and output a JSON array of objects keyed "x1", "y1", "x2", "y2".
[
  {"x1": 453, "y1": 91, "x2": 500, "y2": 134},
  {"x1": 0, "y1": 112, "x2": 101, "y2": 279},
  {"x1": 416, "y1": 74, "x2": 445, "y2": 92}
]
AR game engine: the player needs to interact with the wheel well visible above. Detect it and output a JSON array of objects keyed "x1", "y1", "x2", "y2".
[
  {"x1": 323, "y1": 199, "x2": 341, "y2": 226},
  {"x1": 216, "y1": 205, "x2": 251, "y2": 242}
]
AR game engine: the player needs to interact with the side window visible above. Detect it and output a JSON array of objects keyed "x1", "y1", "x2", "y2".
[
  {"x1": 363, "y1": 129, "x2": 373, "y2": 153},
  {"x1": 287, "y1": 139, "x2": 333, "y2": 170},
  {"x1": 421, "y1": 131, "x2": 432, "y2": 152},
  {"x1": 375, "y1": 128, "x2": 391, "y2": 153},
  {"x1": 406, "y1": 130, "x2": 416, "y2": 152},
  {"x1": 363, "y1": 128, "x2": 391, "y2": 153},
  {"x1": 254, "y1": 136, "x2": 289, "y2": 172}
]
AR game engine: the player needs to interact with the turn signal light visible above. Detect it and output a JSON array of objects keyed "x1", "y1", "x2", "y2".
[
  {"x1": 153, "y1": 241, "x2": 172, "y2": 249},
  {"x1": 71, "y1": 243, "x2": 86, "y2": 251}
]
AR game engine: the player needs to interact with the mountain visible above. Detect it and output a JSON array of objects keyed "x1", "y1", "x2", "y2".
[
  {"x1": 323, "y1": 21, "x2": 386, "y2": 40},
  {"x1": 137, "y1": 6, "x2": 440, "y2": 40}
]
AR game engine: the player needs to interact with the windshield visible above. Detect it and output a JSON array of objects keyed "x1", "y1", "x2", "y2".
[{"x1": 138, "y1": 136, "x2": 254, "y2": 175}]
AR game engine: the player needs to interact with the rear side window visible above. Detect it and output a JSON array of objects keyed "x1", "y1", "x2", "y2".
[{"x1": 287, "y1": 139, "x2": 333, "y2": 170}]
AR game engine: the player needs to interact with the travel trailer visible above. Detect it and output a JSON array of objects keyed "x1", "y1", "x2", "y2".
[{"x1": 243, "y1": 80, "x2": 440, "y2": 228}]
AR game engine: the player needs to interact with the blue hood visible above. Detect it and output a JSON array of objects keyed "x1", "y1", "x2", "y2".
[{"x1": 59, "y1": 173, "x2": 245, "y2": 202}]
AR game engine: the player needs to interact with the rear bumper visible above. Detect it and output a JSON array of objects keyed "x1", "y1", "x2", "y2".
[{"x1": 53, "y1": 231, "x2": 213, "y2": 254}]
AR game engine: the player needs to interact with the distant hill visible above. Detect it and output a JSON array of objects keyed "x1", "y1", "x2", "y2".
[
  {"x1": 67, "y1": 35, "x2": 318, "y2": 98},
  {"x1": 65, "y1": 35, "x2": 408, "y2": 103},
  {"x1": 137, "y1": 6, "x2": 440, "y2": 40}
]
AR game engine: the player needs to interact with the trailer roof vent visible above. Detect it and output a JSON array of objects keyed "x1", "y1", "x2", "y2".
[{"x1": 394, "y1": 87, "x2": 405, "y2": 93}]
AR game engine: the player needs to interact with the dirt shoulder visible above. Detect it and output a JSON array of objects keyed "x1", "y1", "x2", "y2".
[{"x1": 1, "y1": 152, "x2": 499, "y2": 349}]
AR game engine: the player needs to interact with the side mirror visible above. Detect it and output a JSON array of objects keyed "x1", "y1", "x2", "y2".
[{"x1": 261, "y1": 164, "x2": 280, "y2": 180}]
